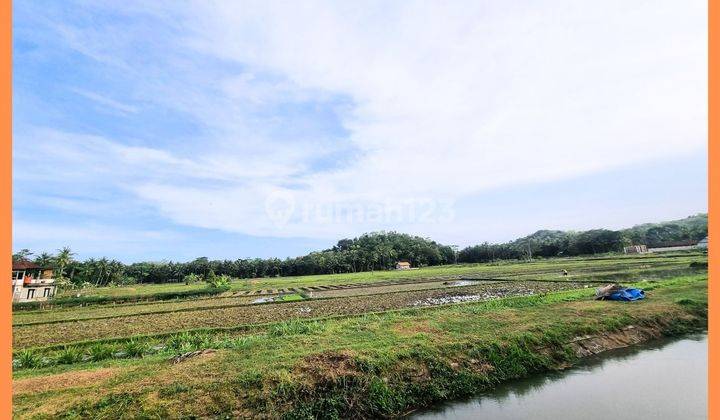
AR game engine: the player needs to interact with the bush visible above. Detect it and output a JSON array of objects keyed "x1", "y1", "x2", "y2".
[
  {"x1": 689, "y1": 261, "x2": 708, "y2": 269},
  {"x1": 183, "y1": 273, "x2": 201, "y2": 285},
  {"x1": 16, "y1": 349, "x2": 41, "y2": 369},
  {"x1": 166, "y1": 332, "x2": 212, "y2": 352},
  {"x1": 205, "y1": 272, "x2": 231, "y2": 288},
  {"x1": 87, "y1": 344, "x2": 115, "y2": 362},
  {"x1": 123, "y1": 341, "x2": 147, "y2": 358},
  {"x1": 56, "y1": 347, "x2": 83, "y2": 365}
]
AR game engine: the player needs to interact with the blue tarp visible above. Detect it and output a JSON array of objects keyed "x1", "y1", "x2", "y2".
[{"x1": 607, "y1": 288, "x2": 645, "y2": 301}]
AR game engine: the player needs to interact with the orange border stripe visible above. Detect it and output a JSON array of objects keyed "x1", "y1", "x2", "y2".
[
  {"x1": 1, "y1": 0, "x2": 11, "y2": 417},
  {"x1": 710, "y1": 0, "x2": 717, "y2": 419}
]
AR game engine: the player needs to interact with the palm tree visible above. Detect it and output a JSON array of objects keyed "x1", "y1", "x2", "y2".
[
  {"x1": 34, "y1": 252, "x2": 54, "y2": 267},
  {"x1": 80, "y1": 258, "x2": 97, "y2": 287},
  {"x1": 108, "y1": 260, "x2": 125, "y2": 284},
  {"x1": 12, "y1": 249, "x2": 33, "y2": 262},
  {"x1": 54, "y1": 246, "x2": 75, "y2": 279},
  {"x1": 96, "y1": 257, "x2": 110, "y2": 286}
]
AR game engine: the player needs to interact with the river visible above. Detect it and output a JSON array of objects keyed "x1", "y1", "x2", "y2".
[{"x1": 410, "y1": 334, "x2": 707, "y2": 420}]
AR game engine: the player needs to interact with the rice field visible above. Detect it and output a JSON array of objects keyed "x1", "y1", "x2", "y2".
[{"x1": 11, "y1": 253, "x2": 708, "y2": 419}]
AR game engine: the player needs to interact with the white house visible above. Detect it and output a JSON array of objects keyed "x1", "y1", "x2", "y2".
[
  {"x1": 12, "y1": 261, "x2": 56, "y2": 302},
  {"x1": 623, "y1": 244, "x2": 648, "y2": 254},
  {"x1": 395, "y1": 261, "x2": 411, "y2": 270}
]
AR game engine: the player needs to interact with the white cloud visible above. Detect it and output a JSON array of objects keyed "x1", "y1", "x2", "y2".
[
  {"x1": 13, "y1": 220, "x2": 182, "y2": 255},
  {"x1": 15, "y1": 0, "x2": 707, "y2": 242},
  {"x1": 69, "y1": 88, "x2": 139, "y2": 115}
]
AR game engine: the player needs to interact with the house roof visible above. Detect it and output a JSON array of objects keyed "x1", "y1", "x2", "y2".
[
  {"x1": 12, "y1": 260, "x2": 41, "y2": 270},
  {"x1": 396, "y1": 261, "x2": 411, "y2": 265}
]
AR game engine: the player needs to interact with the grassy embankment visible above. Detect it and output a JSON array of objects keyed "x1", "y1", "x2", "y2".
[{"x1": 12, "y1": 272, "x2": 707, "y2": 419}]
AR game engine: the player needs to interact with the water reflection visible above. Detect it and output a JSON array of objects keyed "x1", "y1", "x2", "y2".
[{"x1": 411, "y1": 334, "x2": 707, "y2": 420}]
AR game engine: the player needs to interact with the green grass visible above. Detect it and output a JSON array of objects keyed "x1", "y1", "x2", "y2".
[
  {"x1": 13, "y1": 253, "x2": 702, "y2": 323},
  {"x1": 11, "y1": 255, "x2": 705, "y2": 349},
  {"x1": 12, "y1": 273, "x2": 707, "y2": 419},
  {"x1": 14, "y1": 286, "x2": 229, "y2": 311},
  {"x1": 276, "y1": 293, "x2": 305, "y2": 302},
  {"x1": 11, "y1": 278, "x2": 665, "y2": 349},
  {"x1": 54, "y1": 253, "x2": 704, "y2": 300},
  {"x1": 268, "y1": 319, "x2": 325, "y2": 337}
]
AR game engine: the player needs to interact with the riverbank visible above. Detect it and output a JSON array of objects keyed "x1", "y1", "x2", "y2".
[
  {"x1": 410, "y1": 333, "x2": 707, "y2": 419},
  {"x1": 13, "y1": 274, "x2": 707, "y2": 419}
]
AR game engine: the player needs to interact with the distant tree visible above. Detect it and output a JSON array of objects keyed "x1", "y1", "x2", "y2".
[
  {"x1": 12, "y1": 249, "x2": 33, "y2": 262},
  {"x1": 205, "y1": 270, "x2": 230, "y2": 288},
  {"x1": 34, "y1": 252, "x2": 54, "y2": 267},
  {"x1": 183, "y1": 273, "x2": 201, "y2": 285},
  {"x1": 54, "y1": 247, "x2": 75, "y2": 279}
]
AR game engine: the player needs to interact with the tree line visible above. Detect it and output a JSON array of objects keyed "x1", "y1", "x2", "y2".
[
  {"x1": 12, "y1": 214, "x2": 706, "y2": 287},
  {"x1": 458, "y1": 213, "x2": 707, "y2": 263},
  {"x1": 12, "y1": 232, "x2": 454, "y2": 287}
]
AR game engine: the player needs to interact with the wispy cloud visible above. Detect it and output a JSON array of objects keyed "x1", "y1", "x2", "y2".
[
  {"x1": 69, "y1": 88, "x2": 139, "y2": 115},
  {"x1": 13, "y1": 0, "x2": 708, "y2": 251}
]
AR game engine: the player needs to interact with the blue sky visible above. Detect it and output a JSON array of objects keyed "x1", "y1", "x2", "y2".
[{"x1": 13, "y1": 1, "x2": 707, "y2": 262}]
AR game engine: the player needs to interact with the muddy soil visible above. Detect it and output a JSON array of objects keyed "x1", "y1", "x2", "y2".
[{"x1": 310, "y1": 280, "x2": 493, "y2": 298}]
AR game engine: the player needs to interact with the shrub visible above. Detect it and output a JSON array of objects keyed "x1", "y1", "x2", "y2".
[
  {"x1": 183, "y1": 273, "x2": 201, "y2": 285},
  {"x1": 205, "y1": 272, "x2": 231, "y2": 288},
  {"x1": 56, "y1": 347, "x2": 83, "y2": 365},
  {"x1": 16, "y1": 349, "x2": 41, "y2": 369},
  {"x1": 167, "y1": 332, "x2": 193, "y2": 351},
  {"x1": 87, "y1": 344, "x2": 115, "y2": 362},
  {"x1": 689, "y1": 261, "x2": 708, "y2": 269},
  {"x1": 123, "y1": 341, "x2": 147, "y2": 358},
  {"x1": 166, "y1": 332, "x2": 212, "y2": 352}
]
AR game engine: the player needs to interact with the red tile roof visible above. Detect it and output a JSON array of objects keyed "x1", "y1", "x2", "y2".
[{"x1": 12, "y1": 260, "x2": 41, "y2": 270}]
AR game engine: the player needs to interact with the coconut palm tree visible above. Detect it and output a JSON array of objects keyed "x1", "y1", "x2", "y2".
[
  {"x1": 80, "y1": 258, "x2": 97, "y2": 287},
  {"x1": 12, "y1": 249, "x2": 33, "y2": 262},
  {"x1": 54, "y1": 246, "x2": 75, "y2": 280},
  {"x1": 34, "y1": 252, "x2": 54, "y2": 267},
  {"x1": 96, "y1": 257, "x2": 110, "y2": 286}
]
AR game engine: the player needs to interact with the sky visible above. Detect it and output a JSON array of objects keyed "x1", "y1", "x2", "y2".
[{"x1": 12, "y1": 1, "x2": 707, "y2": 262}]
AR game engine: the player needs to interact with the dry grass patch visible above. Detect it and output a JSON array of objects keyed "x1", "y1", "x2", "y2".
[
  {"x1": 13, "y1": 367, "x2": 118, "y2": 396},
  {"x1": 392, "y1": 319, "x2": 442, "y2": 337},
  {"x1": 296, "y1": 350, "x2": 359, "y2": 382}
]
